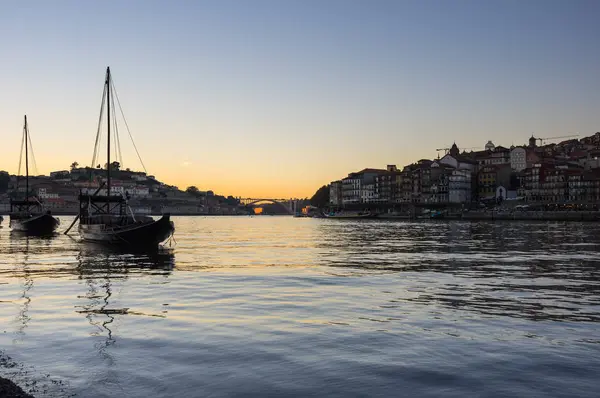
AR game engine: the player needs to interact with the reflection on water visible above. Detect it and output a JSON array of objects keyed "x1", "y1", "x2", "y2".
[
  {"x1": 16, "y1": 238, "x2": 33, "y2": 340},
  {"x1": 1, "y1": 216, "x2": 600, "y2": 397},
  {"x1": 74, "y1": 246, "x2": 175, "y2": 355},
  {"x1": 316, "y1": 221, "x2": 600, "y2": 323}
]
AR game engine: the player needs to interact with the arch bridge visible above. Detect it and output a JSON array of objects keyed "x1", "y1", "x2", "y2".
[{"x1": 240, "y1": 198, "x2": 299, "y2": 215}]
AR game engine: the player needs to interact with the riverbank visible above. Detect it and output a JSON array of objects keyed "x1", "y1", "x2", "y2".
[
  {"x1": 460, "y1": 210, "x2": 600, "y2": 221},
  {"x1": 376, "y1": 210, "x2": 600, "y2": 221},
  {"x1": 0, "y1": 211, "x2": 252, "y2": 217},
  {"x1": 0, "y1": 376, "x2": 34, "y2": 398}
]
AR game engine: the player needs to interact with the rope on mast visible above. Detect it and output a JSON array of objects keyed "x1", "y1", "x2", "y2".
[
  {"x1": 91, "y1": 83, "x2": 107, "y2": 171},
  {"x1": 110, "y1": 78, "x2": 147, "y2": 174},
  {"x1": 111, "y1": 90, "x2": 124, "y2": 169},
  {"x1": 16, "y1": 122, "x2": 26, "y2": 191},
  {"x1": 26, "y1": 126, "x2": 39, "y2": 176}
]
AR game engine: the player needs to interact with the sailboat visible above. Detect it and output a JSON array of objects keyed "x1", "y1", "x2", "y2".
[
  {"x1": 65, "y1": 67, "x2": 174, "y2": 248},
  {"x1": 9, "y1": 115, "x2": 60, "y2": 234}
]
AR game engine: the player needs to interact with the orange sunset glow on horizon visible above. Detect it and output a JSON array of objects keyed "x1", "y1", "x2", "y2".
[{"x1": 1, "y1": 2, "x2": 599, "y2": 199}]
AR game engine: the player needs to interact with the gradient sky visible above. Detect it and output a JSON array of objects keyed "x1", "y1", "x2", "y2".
[{"x1": 1, "y1": 0, "x2": 599, "y2": 198}]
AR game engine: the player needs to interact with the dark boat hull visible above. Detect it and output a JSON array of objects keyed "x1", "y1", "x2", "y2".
[
  {"x1": 79, "y1": 214, "x2": 174, "y2": 247},
  {"x1": 10, "y1": 213, "x2": 60, "y2": 235}
]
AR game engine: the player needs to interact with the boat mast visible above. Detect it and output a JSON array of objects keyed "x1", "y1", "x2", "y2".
[
  {"x1": 106, "y1": 67, "x2": 111, "y2": 206},
  {"x1": 24, "y1": 115, "x2": 29, "y2": 204}
]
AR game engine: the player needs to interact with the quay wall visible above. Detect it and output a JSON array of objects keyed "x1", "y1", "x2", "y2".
[{"x1": 460, "y1": 211, "x2": 600, "y2": 221}]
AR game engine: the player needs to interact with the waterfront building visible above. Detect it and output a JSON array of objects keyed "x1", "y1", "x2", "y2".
[
  {"x1": 374, "y1": 165, "x2": 401, "y2": 204},
  {"x1": 428, "y1": 162, "x2": 453, "y2": 204},
  {"x1": 521, "y1": 163, "x2": 581, "y2": 203},
  {"x1": 568, "y1": 170, "x2": 600, "y2": 203},
  {"x1": 342, "y1": 174, "x2": 361, "y2": 205},
  {"x1": 539, "y1": 166, "x2": 569, "y2": 203},
  {"x1": 329, "y1": 181, "x2": 343, "y2": 207},
  {"x1": 341, "y1": 168, "x2": 386, "y2": 206},
  {"x1": 361, "y1": 183, "x2": 376, "y2": 203},
  {"x1": 398, "y1": 166, "x2": 414, "y2": 203},
  {"x1": 449, "y1": 169, "x2": 472, "y2": 204},
  {"x1": 477, "y1": 164, "x2": 512, "y2": 201},
  {"x1": 411, "y1": 160, "x2": 432, "y2": 203},
  {"x1": 326, "y1": 130, "x2": 600, "y2": 209}
]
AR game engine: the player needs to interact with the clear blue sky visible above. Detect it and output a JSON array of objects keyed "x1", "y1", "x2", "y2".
[{"x1": 1, "y1": 0, "x2": 598, "y2": 197}]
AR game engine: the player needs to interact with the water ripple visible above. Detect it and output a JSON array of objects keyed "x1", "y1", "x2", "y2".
[{"x1": 1, "y1": 217, "x2": 600, "y2": 397}]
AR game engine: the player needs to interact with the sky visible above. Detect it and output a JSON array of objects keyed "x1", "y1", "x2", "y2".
[{"x1": 1, "y1": 0, "x2": 599, "y2": 198}]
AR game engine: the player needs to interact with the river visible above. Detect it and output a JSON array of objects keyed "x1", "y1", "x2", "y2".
[{"x1": 1, "y1": 216, "x2": 599, "y2": 397}]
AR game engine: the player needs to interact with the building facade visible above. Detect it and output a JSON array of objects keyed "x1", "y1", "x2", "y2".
[
  {"x1": 510, "y1": 147, "x2": 527, "y2": 171},
  {"x1": 329, "y1": 181, "x2": 343, "y2": 207},
  {"x1": 449, "y1": 169, "x2": 472, "y2": 204}
]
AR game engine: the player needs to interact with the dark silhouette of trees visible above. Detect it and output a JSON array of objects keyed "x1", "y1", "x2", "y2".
[
  {"x1": 186, "y1": 186, "x2": 200, "y2": 196},
  {"x1": 310, "y1": 185, "x2": 330, "y2": 207},
  {"x1": 0, "y1": 171, "x2": 9, "y2": 193}
]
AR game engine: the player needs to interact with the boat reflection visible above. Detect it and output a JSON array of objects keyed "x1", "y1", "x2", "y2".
[
  {"x1": 5, "y1": 230, "x2": 56, "y2": 253},
  {"x1": 14, "y1": 237, "x2": 33, "y2": 341},
  {"x1": 76, "y1": 243, "x2": 175, "y2": 275},
  {"x1": 74, "y1": 245, "x2": 175, "y2": 358}
]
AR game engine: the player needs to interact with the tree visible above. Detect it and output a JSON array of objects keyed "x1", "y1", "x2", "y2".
[
  {"x1": 104, "y1": 161, "x2": 121, "y2": 171},
  {"x1": 0, "y1": 171, "x2": 9, "y2": 193},
  {"x1": 186, "y1": 186, "x2": 200, "y2": 196},
  {"x1": 310, "y1": 185, "x2": 330, "y2": 208},
  {"x1": 70, "y1": 161, "x2": 79, "y2": 170}
]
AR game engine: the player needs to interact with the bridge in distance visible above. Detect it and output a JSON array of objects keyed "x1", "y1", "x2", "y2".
[{"x1": 240, "y1": 198, "x2": 305, "y2": 215}]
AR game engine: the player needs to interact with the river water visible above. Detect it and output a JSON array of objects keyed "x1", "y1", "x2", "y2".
[{"x1": 1, "y1": 216, "x2": 599, "y2": 397}]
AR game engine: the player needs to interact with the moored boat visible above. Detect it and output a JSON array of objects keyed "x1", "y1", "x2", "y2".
[
  {"x1": 10, "y1": 205, "x2": 60, "y2": 234},
  {"x1": 65, "y1": 67, "x2": 174, "y2": 248},
  {"x1": 323, "y1": 211, "x2": 378, "y2": 219},
  {"x1": 430, "y1": 210, "x2": 445, "y2": 219},
  {"x1": 9, "y1": 116, "x2": 60, "y2": 235},
  {"x1": 77, "y1": 198, "x2": 174, "y2": 246}
]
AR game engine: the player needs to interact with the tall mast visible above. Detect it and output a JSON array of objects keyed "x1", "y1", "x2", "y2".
[
  {"x1": 24, "y1": 115, "x2": 29, "y2": 203},
  {"x1": 106, "y1": 67, "x2": 111, "y2": 204}
]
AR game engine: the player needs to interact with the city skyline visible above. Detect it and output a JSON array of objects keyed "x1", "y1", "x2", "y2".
[{"x1": 1, "y1": 0, "x2": 599, "y2": 198}]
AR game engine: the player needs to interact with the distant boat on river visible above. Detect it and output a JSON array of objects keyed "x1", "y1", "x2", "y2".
[{"x1": 9, "y1": 115, "x2": 60, "y2": 235}]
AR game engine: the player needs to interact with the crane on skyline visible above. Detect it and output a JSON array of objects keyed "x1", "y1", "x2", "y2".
[
  {"x1": 534, "y1": 134, "x2": 579, "y2": 146},
  {"x1": 435, "y1": 146, "x2": 480, "y2": 155}
]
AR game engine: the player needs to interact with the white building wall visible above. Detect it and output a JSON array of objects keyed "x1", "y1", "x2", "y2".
[
  {"x1": 510, "y1": 147, "x2": 527, "y2": 171},
  {"x1": 342, "y1": 178, "x2": 361, "y2": 205},
  {"x1": 361, "y1": 183, "x2": 376, "y2": 203}
]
